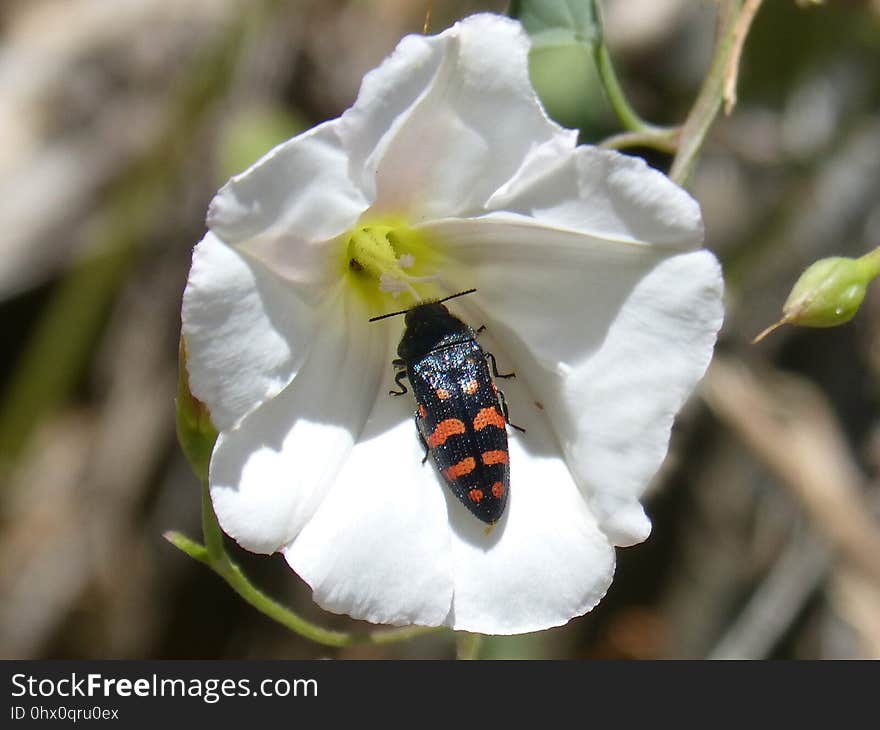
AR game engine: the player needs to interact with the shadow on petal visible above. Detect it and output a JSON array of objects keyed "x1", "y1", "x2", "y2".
[{"x1": 209, "y1": 293, "x2": 393, "y2": 553}]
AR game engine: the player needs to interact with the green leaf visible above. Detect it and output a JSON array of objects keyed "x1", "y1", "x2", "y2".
[
  {"x1": 511, "y1": 0, "x2": 602, "y2": 50},
  {"x1": 528, "y1": 42, "x2": 606, "y2": 130},
  {"x1": 511, "y1": 0, "x2": 608, "y2": 131}
]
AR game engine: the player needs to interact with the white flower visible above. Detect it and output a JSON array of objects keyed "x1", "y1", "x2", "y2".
[{"x1": 181, "y1": 13, "x2": 723, "y2": 635}]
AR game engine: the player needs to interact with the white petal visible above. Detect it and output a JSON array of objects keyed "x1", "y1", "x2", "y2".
[
  {"x1": 420, "y1": 214, "x2": 670, "y2": 365},
  {"x1": 426, "y1": 217, "x2": 723, "y2": 546},
  {"x1": 558, "y1": 251, "x2": 723, "y2": 545},
  {"x1": 284, "y1": 321, "x2": 616, "y2": 633},
  {"x1": 207, "y1": 120, "x2": 368, "y2": 285},
  {"x1": 448, "y1": 448, "x2": 615, "y2": 635},
  {"x1": 181, "y1": 232, "x2": 317, "y2": 430},
  {"x1": 340, "y1": 13, "x2": 576, "y2": 220},
  {"x1": 337, "y1": 32, "x2": 447, "y2": 203},
  {"x1": 441, "y1": 332, "x2": 616, "y2": 634},
  {"x1": 284, "y1": 375, "x2": 454, "y2": 628},
  {"x1": 209, "y1": 292, "x2": 386, "y2": 554},
  {"x1": 487, "y1": 146, "x2": 704, "y2": 247}
]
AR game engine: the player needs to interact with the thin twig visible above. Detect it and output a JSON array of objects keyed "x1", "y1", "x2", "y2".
[
  {"x1": 423, "y1": 0, "x2": 432, "y2": 34},
  {"x1": 702, "y1": 358, "x2": 880, "y2": 588},
  {"x1": 723, "y1": 0, "x2": 764, "y2": 115},
  {"x1": 708, "y1": 526, "x2": 829, "y2": 659},
  {"x1": 669, "y1": 0, "x2": 742, "y2": 185}
]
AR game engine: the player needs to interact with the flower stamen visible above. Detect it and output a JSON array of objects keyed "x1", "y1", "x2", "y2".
[{"x1": 345, "y1": 221, "x2": 440, "y2": 303}]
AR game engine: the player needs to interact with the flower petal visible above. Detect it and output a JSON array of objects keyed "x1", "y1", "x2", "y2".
[
  {"x1": 208, "y1": 292, "x2": 387, "y2": 554},
  {"x1": 447, "y1": 446, "x2": 615, "y2": 635},
  {"x1": 426, "y1": 215, "x2": 723, "y2": 546},
  {"x1": 557, "y1": 250, "x2": 723, "y2": 545},
  {"x1": 207, "y1": 120, "x2": 368, "y2": 286},
  {"x1": 486, "y1": 145, "x2": 704, "y2": 247},
  {"x1": 340, "y1": 13, "x2": 576, "y2": 220},
  {"x1": 181, "y1": 232, "x2": 317, "y2": 430},
  {"x1": 186, "y1": 12, "x2": 725, "y2": 634},
  {"x1": 283, "y1": 379, "x2": 454, "y2": 628},
  {"x1": 442, "y1": 330, "x2": 616, "y2": 634},
  {"x1": 283, "y1": 322, "x2": 616, "y2": 634},
  {"x1": 421, "y1": 214, "x2": 670, "y2": 365},
  {"x1": 337, "y1": 31, "x2": 447, "y2": 203}
]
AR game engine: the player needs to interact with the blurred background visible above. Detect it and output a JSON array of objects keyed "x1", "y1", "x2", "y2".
[{"x1": 2, "y1": 0, "x2": 880, "y2": 659}]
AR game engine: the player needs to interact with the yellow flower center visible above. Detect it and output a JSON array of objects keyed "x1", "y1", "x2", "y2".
[{"x1": 343, "y1": 217, "x2": 444, "y2": 310}]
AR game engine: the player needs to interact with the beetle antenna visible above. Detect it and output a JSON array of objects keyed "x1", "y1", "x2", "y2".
[
  {"x1": 437, "y1": 288, "x2": 477, "y2": 304},
  {"x1": 368, "y1": 288, "x2": 477, "y2": 323},
  {"x1": 368, "y1": 307, "x2": 410, "y2": 323}
]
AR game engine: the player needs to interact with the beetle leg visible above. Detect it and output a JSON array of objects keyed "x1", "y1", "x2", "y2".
[
  {"x1": 414, "y1": 417, "x2": 430, "y2": 464},
  {"x1": 390, "y1": 368, "x2": 409, "y2": 396},
  {"x1": 485, "y1": 351, "x2": 515, "y2": 379},
  {"x1": 497, "y1": 388, "x2": 526, "y2": 433}
]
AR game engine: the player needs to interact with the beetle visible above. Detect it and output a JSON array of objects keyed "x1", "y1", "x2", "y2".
[{"x1": 370, "y1": 290, "x2": 523, "y2": 524}]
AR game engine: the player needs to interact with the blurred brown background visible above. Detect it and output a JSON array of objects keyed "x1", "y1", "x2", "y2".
[{"x1": 2, "y1": 0, "x2": 880, "y2": 659}]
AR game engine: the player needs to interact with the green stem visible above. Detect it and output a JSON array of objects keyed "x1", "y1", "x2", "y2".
[
  {"x1": 594, "y1": 41, "x2": 674, "y2": 136},
  {"x1": 669, "y1": 0, "x2": 743, "y2": 185},
  {"x1": 166, "y1": 530, "x2": 439, "y2": 648},
  {"x1": 177, "y1": 325, "x2": 437, "y2": 650},
  {"x1": 599, "y1": 128, "x2": 681, "y2": 154},
  {"x1": 168, "y1": 487, "x2": 440, "y2": 648},
  {"x1": 456, "y1": 632, "x2": 484, "y2": 660}
]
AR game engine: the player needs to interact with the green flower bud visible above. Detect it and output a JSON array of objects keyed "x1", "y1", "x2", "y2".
[
  {"x1": 782, "y1": 256, "x2": 868, "y2": 327},
  {"x1": 754, "y1": 251, "x2": 880, "y2": 343},
  {"x1": 176, "y1": 338, "x2": 218, "y2": 481}
]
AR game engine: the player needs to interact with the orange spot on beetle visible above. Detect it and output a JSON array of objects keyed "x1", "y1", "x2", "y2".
[
  {"x1": 473, "y1": 407, "x2": 505, "y2": 431},
  {"x1": 482, "y1": 450, "x2": 509, "y2": 466},
  {"x1": 492, "y1": 481, "x2": 504, "y2": 498},
  {"x1": 418, "y1": 404, "x2": 427, "y2": 419},
  {"x1": 427, "y1": 418, "x2": 466, "y2": 448},
  {"x1": 435, "y1": 388, "x2": 450, "y2": 400},
  {"x1": 443, "y1": 457, "x2": 476, "y2": 480},
  {"x1": 463, "y1": 380, "x2": 479, "y2": 395},
  {"x1": 468, "y1": 488, "x2": 484, "y2": 503}
]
